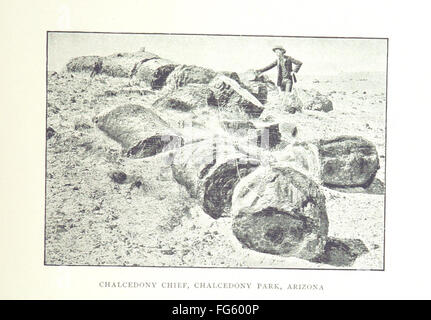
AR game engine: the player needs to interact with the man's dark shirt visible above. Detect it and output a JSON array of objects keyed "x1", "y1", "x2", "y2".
[{"x1": 257, "y1": 55, "x2": 303, "y2": 87}]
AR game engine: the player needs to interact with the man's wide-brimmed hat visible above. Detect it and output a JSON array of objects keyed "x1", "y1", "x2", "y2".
[{"x1": 272, "y1": 46, "x2": 286, "y2": 53}]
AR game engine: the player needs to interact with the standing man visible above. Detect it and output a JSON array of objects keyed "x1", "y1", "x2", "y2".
[{"x1": 256, "y1": 46, "x2": 303, "y2": 94}]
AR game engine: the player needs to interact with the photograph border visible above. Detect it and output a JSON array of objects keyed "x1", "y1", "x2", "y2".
[{"x1": 44, "y1": 31, "x2": 389, "y2": 272}]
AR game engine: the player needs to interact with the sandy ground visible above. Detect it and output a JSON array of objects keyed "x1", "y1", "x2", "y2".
[{"x1": 45, "y1": 70, "x2": 386, "y2": 270}]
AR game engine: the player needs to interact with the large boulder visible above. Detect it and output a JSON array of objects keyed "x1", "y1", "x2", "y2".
[
  {"x1": 94, "y1": 104, "x2": 183, "y2": 158},
  {"x1": 171, "y1": 139, "x2": 260, "y2": 219},
  {"x1": 231, "y1": 165, "x2": 329, "y2": 260},
  {"x1": 208, "y1": 75, "x2": 264, "y2": 117},
  {"x1": 297, "y1": 88, "x2": 333, "y2": 112},
  {"x1": 153, "y1": 84, "x2": 212, "y2": 111}
]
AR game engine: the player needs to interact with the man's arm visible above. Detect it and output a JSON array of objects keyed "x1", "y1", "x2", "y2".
[
  {"x1": 256, "y1": 60, "x2": 277, "y2": 74},
  {"x1": 291, "y1": 57, "x2": 303, "y2": 73}
]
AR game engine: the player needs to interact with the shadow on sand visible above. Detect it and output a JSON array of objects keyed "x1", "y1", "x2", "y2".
[
  {"x1": 311, "y1": 237, "x2": 369, "y2": 267},
  {"x1": 326, "y1": 178, "x2": 385, "y2": 195}
]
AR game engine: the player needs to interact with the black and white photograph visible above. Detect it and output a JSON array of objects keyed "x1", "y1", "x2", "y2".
[{"x1": 45, "y1": 32, "x2": 387, "y2": 270}]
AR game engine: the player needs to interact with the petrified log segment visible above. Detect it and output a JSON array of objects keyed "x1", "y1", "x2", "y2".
[
  {"x1": 171, "y1": 139, "x2": 260, "y2": 219},
  {"x1": 66, "y1": 51, "x2": 161, "y2": 78},
  {"x1": 94, "y1": 104, "x2": 183, "y2": 158},
  {"x1": 66, "y1": 56, "x2": 102, "y2": 73},
  {"x1": 153, "y1": 84, "x2": 212, "y2": 111},
  {"x1": 208, "y1": 75, "x2": 264, "y2": 117},
  {"x1": 316, "y1": 136, "x2": 379, "y2": 187},
  {"x1": 231, "y1": 165, "x2": 329, "y2": 260},
  {"x1": 275, "y1": 136, "x2": 380, "y2": 187},
  {"x1": 165, "y1": 65, "x2": 217, "y2": 89},
  {"x1": 135, "y1": 58, "x2": 178, "y2": 89},
  {"x1": 102, "y1": 52, "x2": 160, "y2": 78}
]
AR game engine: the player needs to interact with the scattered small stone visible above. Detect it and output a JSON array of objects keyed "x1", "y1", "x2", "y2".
[
  {"x1": 109, "y1": 170, "x2": 127, "y2": 184},
  {"x1": 161, "y1": 248, "x2": 176, "y2": 255},
  {"x1": 133, "y1": 180, "x2": 142, "y2": 188},
  {"x1": 48, "y1": 71, "x2": 58, "y2": 78},
  {"x1": 104, "y1": 90, "x2": 117, "y2": 97},
  {"x1": 46, "y1": 127, "x2": 56, "y2": 140}
]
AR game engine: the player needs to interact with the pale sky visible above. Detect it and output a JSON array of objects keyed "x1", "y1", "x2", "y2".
[{"x1": 48, "y1": 32, "x2": 387, "y2": 76}]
